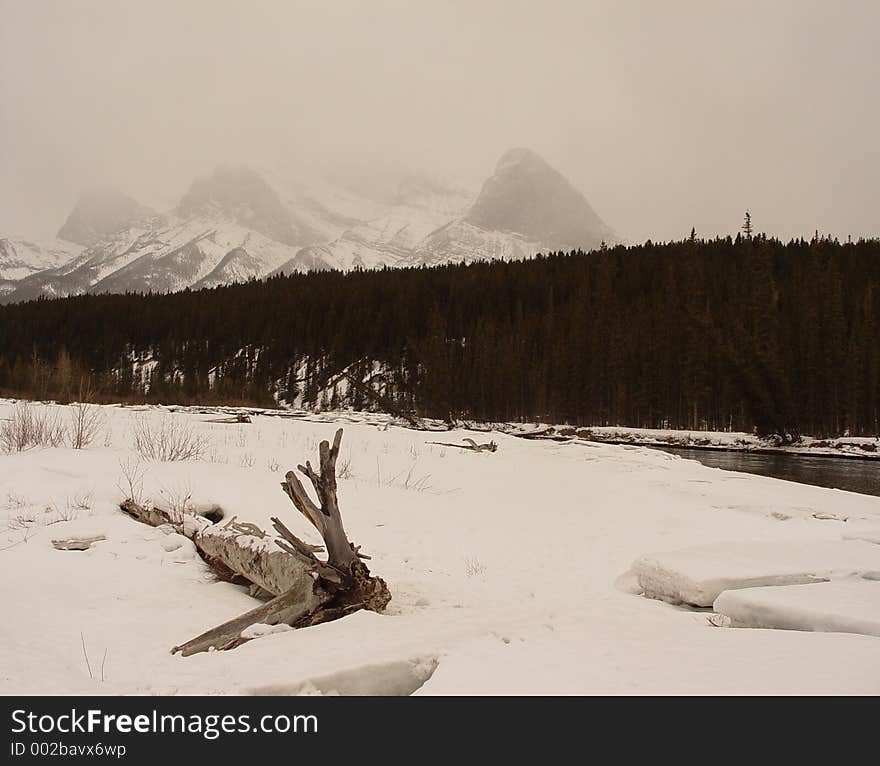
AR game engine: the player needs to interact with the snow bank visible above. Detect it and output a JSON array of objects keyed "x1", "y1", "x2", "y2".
[
  {"x1": 632, "y1": 540, "x2": 880, "y2": 606},
  {"x1": 250, "y1": 655, "x2": 438, "y2": 696},
  {"x1": 714, "y1": 579, "x2": 880, "y2": 637}
]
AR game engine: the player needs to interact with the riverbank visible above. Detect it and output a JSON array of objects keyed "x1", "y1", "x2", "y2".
[
  {"x1": 4, "y1": 396, "x2": 876, "y2": 460},
  {"x1": 488, "y1": 423, "x2": 880, "y2": 461}
]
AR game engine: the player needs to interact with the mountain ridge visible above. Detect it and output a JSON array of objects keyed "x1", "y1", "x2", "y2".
[{"x1": 0, "y1": 149, "x2": 617, "y2": 302}]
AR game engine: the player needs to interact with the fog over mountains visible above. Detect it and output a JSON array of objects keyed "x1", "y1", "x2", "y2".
[{"x1": 0, "y1": 149, "x2": 617, "y2": 302}]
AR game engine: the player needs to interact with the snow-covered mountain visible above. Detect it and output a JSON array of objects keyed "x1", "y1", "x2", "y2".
[
  {"x1": 5, "y1": 217, "x2": 301, "y2": 300},
  {"x1": 408, "y1": 147, "x2": 617, "y2": 266},
  {"x1": 0, "y1": 237, "x2": 84, "y2": 295},
  {"x1": 285, "y1": 181, "x2": 473, "y2": 272},
  {"x1": 273, "y1": 149, "x2": 616, "y2": 272},
  {"x1": 0, "y1": 149, "x2": 617, "y2": 302}
]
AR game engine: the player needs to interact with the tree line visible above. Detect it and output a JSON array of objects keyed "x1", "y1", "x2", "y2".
[{"x1": 0, "y1": 233, "x2": 877, "y2": 438}]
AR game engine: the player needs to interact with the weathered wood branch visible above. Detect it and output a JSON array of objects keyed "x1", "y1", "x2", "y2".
[
  {"x1": 119, "y1": 429, "x2": 389, "y2": 655},
  {"x1": 119, "y1": 498, "x2": 176, "y2": 528},
  {"x1": 281, "y1": 470, "x2": 326, "y2": 535},
  {"x1": 51, "y1": 535, "x2": 106, "y2": 551},
  {"x1": 427, "y1": 438, "x2": 498, "y2": 452},
  {"x1": 171, "y1": 577, "x2": 326, "y2": 656},
  {"x1": 204, "y1": 413, "x2": 252, "y2": 424},
  {"x1": 118, "y1": 428, "x2": 390, "y2": 656}
]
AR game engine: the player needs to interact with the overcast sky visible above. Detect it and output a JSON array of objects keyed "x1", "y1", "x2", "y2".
[{"x1": 1, "y1": 0, "x2": 878, "y2": 243}]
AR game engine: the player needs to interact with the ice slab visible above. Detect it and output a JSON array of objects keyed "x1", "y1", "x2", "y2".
[
  {"x1": 632, "y1": 540, "x2": 880, "y2": 606},
  {"x1": 714, "y1": 579, "x2": 880, "y2": 637}
]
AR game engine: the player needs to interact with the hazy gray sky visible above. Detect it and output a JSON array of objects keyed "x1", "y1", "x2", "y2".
[{"x1": 2, "y1": 0, "x2": 878, "y2": 242}]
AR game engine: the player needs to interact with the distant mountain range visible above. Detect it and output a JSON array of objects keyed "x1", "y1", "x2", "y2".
[{"x1": 0, "y1": 149, "x2": 617, "y2": 302}]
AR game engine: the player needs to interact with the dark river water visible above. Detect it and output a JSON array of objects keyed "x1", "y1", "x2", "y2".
[{"x1": 654, "y1": 446, "x2": 880, "y2": 498}]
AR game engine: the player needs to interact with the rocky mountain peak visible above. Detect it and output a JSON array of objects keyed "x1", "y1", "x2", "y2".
[
  {"x1": 57, "y1": 187, "x2": 155, "y2": 247},
  {"x1": 464, "y1": 148, "x2": 614, "y2": 251},
  {"x1": 176, "y1": 164, "x2": 298, "y2": 246}
]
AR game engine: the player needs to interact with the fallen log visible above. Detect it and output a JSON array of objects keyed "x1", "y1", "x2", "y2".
[
  {"x1": 118, "y1": 428, "x2": 390, "y2": 656},
  {"x1": 203, "y1": 413, "x2": 252, "y2": 424},
  {"x1": 194, "y1": 519, "x2": 320, "y2": 596},
  {"x1": 426, "y1": 437, "x2": 498, "y2": 452},
  {"x1": 119, "y1": 499, "x2": 308, "y2": 593},
  {"x1": 171, "y1": 428, "x2": 390, "y2": 655}
]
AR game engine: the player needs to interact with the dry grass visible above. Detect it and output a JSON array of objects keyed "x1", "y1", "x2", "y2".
[
  {"x1": 239, "y1": 452, "x2": 256, "y2": 468},
  {"x1": 132, "y1": 414, "x2": 208, "y2": 462},
  {"x1": 1, "y1": 401, "x2": 67, "y2": 453},
  {"x1": 374, "y1": 458, "x2": 432, "y2": 492},
  {"x1": 464, "y1": 556, "x2": 486, "y2": 578},
  {"x1": 337, "y1": 452, "x2": 354, "y2": 479}
]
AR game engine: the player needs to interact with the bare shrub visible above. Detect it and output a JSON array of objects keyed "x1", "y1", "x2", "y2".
[
  {"x1": 375, "y1": 459, "x2": 432, "y2": 491},
  {"x1": 116, "y1": 456, "x2": 147, "y2": 505},
  {"x1": 4, "y1": 492, "x2": 29, "y2": 510},
  {"x1": 132, "y1": 414, "x2": 208, "y2": 462},
  {"x1": 7, "y1": 509, "x2": 39, "y2": 531},
  {"x1": 156, "y1": 481, "x2": 195, "y2": 525},
  {"x1": 69, "y1": 400, "x2": 106, "y2": 450},
  {"x1": 464, "y1": 556, "x2": 486, "y2": 578},
  {"x1": 69, "y1": 489, "x2": 94, "y2": 511},
  {"x1": 239, "y1": 452, "x2": 255, "y2": 468},
  {"x1": 400, "y1": 463, "x2": 432, "y2": 492},
  {"x1": 8, "y1": 500, "x2": 74, "y2": 529},
  {"x1": 1, "y1": 401, "x2": 67, "y2": 453},
  {"x1": 55, "y1": 499, "x2": 79, "y2": 522},
  {"x1": 337, "y1": 452, "x2": 354, "y2": 479}
]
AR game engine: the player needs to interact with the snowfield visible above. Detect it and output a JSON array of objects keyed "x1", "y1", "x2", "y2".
[{"x1": 1, "y1": 400, "x2": 879, "y2": 695}]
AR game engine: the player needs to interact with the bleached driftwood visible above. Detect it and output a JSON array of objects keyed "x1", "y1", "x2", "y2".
[
  {"x1": 195, "y1": 519, "x2": 314, "y2": 596},
  {"x1": 427, "y1": 437, "x2": 498, "y2": 452},
  {"x1": 170, "y1": 428, "x2": 390, "y2": 655},
  {"x1": 204, "y1": 413, "x2": 252, "y2": 424},
  {"x1": 119, "y1": 428, "x2": 390, "y2": 656},
  {"x1": 51, "y1": 535, "x2": 106, "y2": 551}
]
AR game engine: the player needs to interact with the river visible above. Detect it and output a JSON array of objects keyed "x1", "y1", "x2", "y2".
[{"x1": 654, "y1": 446, "x2": 880, "y2": 498}]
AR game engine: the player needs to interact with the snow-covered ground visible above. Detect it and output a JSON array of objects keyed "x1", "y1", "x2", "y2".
[{"x1": 1, "y1": 400, "x2": 879, "y2": 695}]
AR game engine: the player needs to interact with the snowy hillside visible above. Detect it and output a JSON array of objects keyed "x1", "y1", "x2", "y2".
[
  {"x1": 412, "y1": 219, "x2": 546, "y2": 266},
  {"x1": 1, "y1": 400, "x2": 878, "y2": 695},
  {"x1": 4, "y1": 217, "x2": 302, "y2": 300},
  {"x1": 287, "y1": 205, "x2": 470, "y2": 272},
  {"x1": 0, "y1": 237, "x2": 83, "y2": 288}
]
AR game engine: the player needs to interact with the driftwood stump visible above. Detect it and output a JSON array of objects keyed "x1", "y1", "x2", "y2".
[{"x1": 164, "y1": 427, "x2": 390, "y2": 656}]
